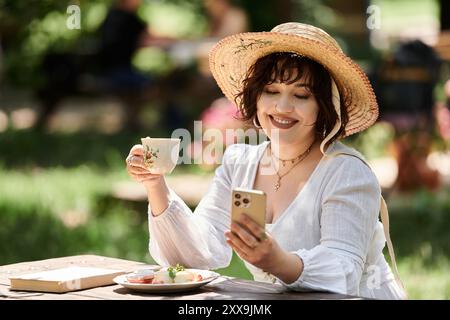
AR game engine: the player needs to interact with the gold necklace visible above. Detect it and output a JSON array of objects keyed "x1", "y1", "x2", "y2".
[
  {"x1": 271, "y1": 147, "x2": 310, "y2": 167},
  {"x1": 270, "y1": 140, "x2": 315, "y2": 191}
]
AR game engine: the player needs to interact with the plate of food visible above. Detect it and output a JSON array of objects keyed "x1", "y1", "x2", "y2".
[{"x1": 113, "y1": 264, "x2": 220, "y2": 293}]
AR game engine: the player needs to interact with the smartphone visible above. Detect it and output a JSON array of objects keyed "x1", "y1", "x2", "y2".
[{"x1": 231, "y1": 188, "x2": 266, "y2": 228}]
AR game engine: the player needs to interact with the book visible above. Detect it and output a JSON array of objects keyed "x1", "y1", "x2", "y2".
[{"x1": 9, "y1": 266, "x2": 125, "y2": 293}]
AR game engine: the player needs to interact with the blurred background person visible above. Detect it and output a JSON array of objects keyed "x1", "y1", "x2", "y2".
[
  {"x1": 185, "y1": 0, "x2": 250, "y2": 166},
  {"x1": 160, "y1": 0, "x2": 249, "y2": 133},
  {"x1": 96, "y1": 0, "x2": 152, "y2": 131},
  {"x1": 196, "y1": 0, "x2": 249, "y2": 75},
  {"x1": 371, "y1": 40, "x2": 443, "y2": 192},
  {"x1": 203, "y1": 0, "x2": 249, "y2": 38}
]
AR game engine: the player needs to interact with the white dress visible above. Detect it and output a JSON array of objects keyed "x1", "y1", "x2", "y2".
[{"x1": 147, "y1": 140, "x2": 407, "y2": 299}]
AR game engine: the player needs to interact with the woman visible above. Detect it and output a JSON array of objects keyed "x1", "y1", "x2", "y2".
[{"x1": 126, "y1": 23, "x2": 407, "y2": 299}]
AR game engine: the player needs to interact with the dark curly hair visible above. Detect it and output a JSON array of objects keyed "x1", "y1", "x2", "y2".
[{"x1": 235, "y1": 52, "x2": 351, "y2": 142}]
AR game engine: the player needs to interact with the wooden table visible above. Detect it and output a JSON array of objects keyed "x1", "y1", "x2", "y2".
[{"x1": 0, "y1": 255, "x2": 362, "y2": 300}]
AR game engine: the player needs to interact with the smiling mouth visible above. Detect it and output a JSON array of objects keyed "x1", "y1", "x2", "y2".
[{"x1": 269, "y1": 115, "x2": 298, "y2": 129}]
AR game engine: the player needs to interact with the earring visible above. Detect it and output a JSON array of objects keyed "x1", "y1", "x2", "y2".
[{"x1": 252, "y1": 116, "x2": 262, "y2": 128}]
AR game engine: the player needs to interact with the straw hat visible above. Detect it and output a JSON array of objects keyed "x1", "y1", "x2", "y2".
[{"x1": 209, "y1": 22, "x2": 379, "y2": 140}]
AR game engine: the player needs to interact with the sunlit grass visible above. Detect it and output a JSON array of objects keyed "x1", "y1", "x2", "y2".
[
  {"x1": 399, "y1": 255, "x2": 450, "y2": 299},
  {"x1": 0, "y1": 165, "x2": 126, "y2": 219},
  {"x1": 0, "y1": 165, "x2": 152, "y2": 265}
]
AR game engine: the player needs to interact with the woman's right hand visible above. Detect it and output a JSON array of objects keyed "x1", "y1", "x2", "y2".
[{"x1": 126, "y1": 144, "x2": 164, "y2": 189}]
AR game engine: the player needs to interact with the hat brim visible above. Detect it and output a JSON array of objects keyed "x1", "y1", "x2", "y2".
[{"x1": 209, "y1": 31, "x2": 379, "y2": 137}]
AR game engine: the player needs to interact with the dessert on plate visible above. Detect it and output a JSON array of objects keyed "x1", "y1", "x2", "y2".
[{"x1": 126, "y1": 264, "x2": 203, "y2": 285}]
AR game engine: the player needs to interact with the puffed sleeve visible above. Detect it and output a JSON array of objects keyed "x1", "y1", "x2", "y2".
[
  {"x1": 278, "y1": 156, "x2": 381, "y2": 295},
  {"x1": 147, "y1": 144, "x2": 243, "y2": 270}
]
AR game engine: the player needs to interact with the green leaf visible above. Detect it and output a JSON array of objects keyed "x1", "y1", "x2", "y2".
[{"x1": 168, "y1": 266, "x2": 176, "y2": 280}]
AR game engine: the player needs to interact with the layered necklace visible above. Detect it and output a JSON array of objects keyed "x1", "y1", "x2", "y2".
[{"x1": 269, "y1": 139, "x2": 315, "y2": 191}]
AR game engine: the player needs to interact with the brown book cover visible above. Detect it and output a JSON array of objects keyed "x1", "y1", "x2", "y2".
[{"x1": 9, "y1": 266, "x2": 125, "y2": 293}]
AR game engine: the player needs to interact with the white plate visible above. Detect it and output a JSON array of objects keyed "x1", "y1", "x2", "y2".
[{"x1": 113, "y1": 269, "x2": 220, "y2": 293}]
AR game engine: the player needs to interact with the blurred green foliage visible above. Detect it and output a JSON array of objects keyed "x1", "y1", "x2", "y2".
[
  {"x1": 389, "y1": 188, "x2": 450, "y2": 299},
  {"x1": 0, "y1": 0, "x2": 207, "y2": 86},
  {"x1": 0, "y1": 0, "x2": 376, "y2": 87},
  {"x1": 0, "y1": 129, "x2": 141, "y2": 169},
  {"x1": 1, "y1": 0, "x2": 442, "y2": 86},
  {"x1": 0, "y1": 0, "x2": 110, "y2": 85}
]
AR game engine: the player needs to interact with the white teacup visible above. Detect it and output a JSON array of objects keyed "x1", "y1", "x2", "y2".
[{"x1": 141, "y1": 137, "x2": 181, "y2": 174}]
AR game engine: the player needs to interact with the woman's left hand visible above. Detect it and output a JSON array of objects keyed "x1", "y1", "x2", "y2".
[{"x1": 225, "y1": 214, "x2": 282, "y2": 273}]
